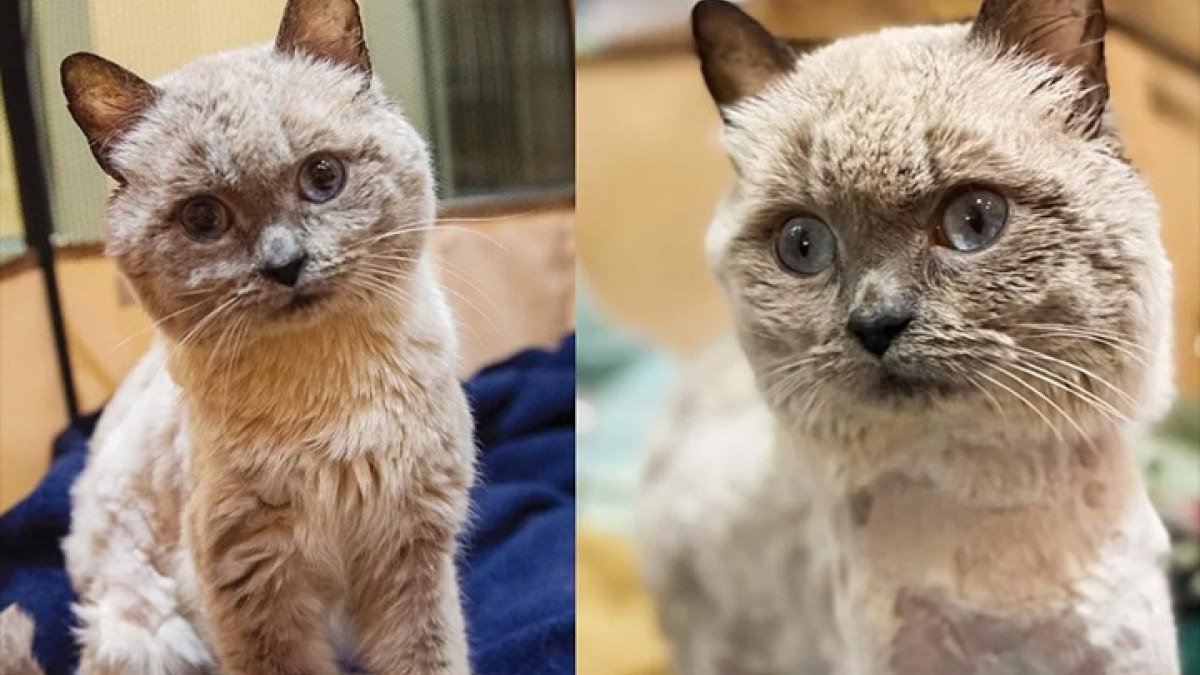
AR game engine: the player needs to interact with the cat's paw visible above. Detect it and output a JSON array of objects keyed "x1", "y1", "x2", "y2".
[{"x1": 76, "y1": 605, "x2": 213, "y2": 675}]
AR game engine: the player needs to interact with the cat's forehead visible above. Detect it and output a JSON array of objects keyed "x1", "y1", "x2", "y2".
[
  {"x1": 725, "y1": 24, "x2": 1077, "y2": 205},
  {"x1": 115, "y1": 46, "x2": 388, "y2": 191}
]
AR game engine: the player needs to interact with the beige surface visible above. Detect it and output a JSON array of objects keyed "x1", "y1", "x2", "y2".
[
  {"x1": 0, "y1": 259, "x2": 137, "y2": 512},
  {"x1": 577, "y1": 53, "x2": 733, "y2": 355},
  {"x1": 1108, "y1": 31, "x2": 1200, "y2": 393},
  {"x1": 577, "y1": 529, "x2": 670, "y2": 675},
  {"x1": 0, "y1": 210, "x2": 574, "y2": 510}
]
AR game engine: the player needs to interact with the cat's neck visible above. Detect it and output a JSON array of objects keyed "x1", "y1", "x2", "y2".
[
  {"x1": 777, "y1": 421, "x2": 1172, "y2": 668},
  {"x1": 843, "y1": 433, "x2": 1153, "y2": 605},
  {"x1": 793, "y1": 427, "x2": 1172, "y2": 673}
]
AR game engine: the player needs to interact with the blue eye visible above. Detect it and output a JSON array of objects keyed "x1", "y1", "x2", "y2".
[
  {"x1": 775, "y1": 216, "x2": 835, "y2": 275},
  {"x1": 939, "y1": 188, "x2": 1008, "y2": 251}
]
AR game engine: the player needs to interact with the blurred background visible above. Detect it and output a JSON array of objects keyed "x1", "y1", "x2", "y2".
[
  {"x1": 575, "y1": 1, "x2": 1200, "y2": 673},
  {"x1": 0, "y1": 0, "x2": 575, "y2": 510}
]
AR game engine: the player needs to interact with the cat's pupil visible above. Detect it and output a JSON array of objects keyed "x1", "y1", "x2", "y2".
[
  {"x1": 310, "y1": 160, "x2": 336, "y2": 188},
  {"x1": 797, "y1": 233, "x2": 811, "y2": 257},
  {"x1": 191, "y1": 203, "x2": 216, "y2": 229},
  {"x1": 965, "y1": 204, "x2": 985, "y2": 233}
]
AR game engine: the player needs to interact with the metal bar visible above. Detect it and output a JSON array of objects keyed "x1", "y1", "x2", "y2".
[
  {"x1": 415, "y1": 0, "x2": 447, "y2": 194},
  {"x1": 0, "y1": 0, "x2": 82, "y2": 425}
]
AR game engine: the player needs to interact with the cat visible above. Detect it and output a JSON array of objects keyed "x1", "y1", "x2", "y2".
[
  {"x1": 638, "y1": 0, "x2": 1180, "y2": 674},
  {"x1": 58, "y1": 0, "x2": 474, "y2": 673}
]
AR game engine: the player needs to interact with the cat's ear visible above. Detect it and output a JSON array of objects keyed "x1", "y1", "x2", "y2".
[
  {"x1": 692, "y1": 0, "x2": 795, "y2": 109},
  {"x1": 275, "y1": 0, "x2": 372, "y2": 75},
  {"x1": 61, "y1": 53, "x2": 159, "y2": 181},
  {"x1": 971, "y1": 0, "x2": 1107, "y2": 134}
]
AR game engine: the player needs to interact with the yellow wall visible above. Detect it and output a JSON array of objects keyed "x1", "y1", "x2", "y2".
[
  {"x1": 0, "y1": 103, "x2": 22, "y2": 242},
  {"x1": 87, "y1": 0, "x2": 286, "y2": 78}
]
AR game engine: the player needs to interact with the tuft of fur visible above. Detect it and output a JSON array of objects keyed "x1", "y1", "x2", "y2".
[
  {"x1": 0, "y1": 606, "x2": 45, "y2": 675},
  {"x1": 641, "y1": 1, "x2": 1179, "y2": 674},
  {"x1": 60, "y1": 1, "x2": 474, "y2": 673}
]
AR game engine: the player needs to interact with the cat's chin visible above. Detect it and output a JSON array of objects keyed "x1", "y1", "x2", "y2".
[{"x1": 857, "y1": 368, "x2": 967, "y2": 405}]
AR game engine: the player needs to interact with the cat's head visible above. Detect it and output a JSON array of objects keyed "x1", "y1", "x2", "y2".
[
  {"x1": 695, "y1": 0, "x2": 1173, "y2": 442},
  {"x1": 61, "y1": 0, "x2": 433, "y2": 343}
]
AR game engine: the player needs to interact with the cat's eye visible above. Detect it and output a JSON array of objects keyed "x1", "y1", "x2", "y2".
[
  {"x1": 298, "y1": 153, "x2": 346, "y2": 204},
  {"x1": 775, "y1": 215, "x2": 836, "y2": 276},
  {"x1": 937, "y1": 188, "x2": 1008, "y2": 252},
  {"x1": 179, "y1": 196, "x2": 231, "y2": 242}
]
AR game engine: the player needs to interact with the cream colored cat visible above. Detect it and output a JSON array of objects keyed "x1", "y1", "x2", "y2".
[
  {"x1": 640, "y1": 0, "x2": 1180, "y2": 673},
  {"x1": 59, "y1": 0, "x2": 474, "y2": 673}
]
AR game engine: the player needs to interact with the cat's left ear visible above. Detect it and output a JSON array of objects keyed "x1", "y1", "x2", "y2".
[
  {"x1": 692, "y1": 0, "x2": 796, "y2": 109},
  {"x1": 275, "y1": 0, "x2": 372, "y2": 75},
  {"x1": 61, "y1": 53, "x2": 160, "y2": 181},
  {"x1": 971, "y1": 0, "x2": 1107, "y2": 135}
]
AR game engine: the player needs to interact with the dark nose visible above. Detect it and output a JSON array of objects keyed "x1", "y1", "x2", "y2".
[
  {"x1": 262, "y1": 252, "x2": 308, "y2": 287},
  {"x1": 849, "y1": 304, "x2": 914, "y2": 357}
]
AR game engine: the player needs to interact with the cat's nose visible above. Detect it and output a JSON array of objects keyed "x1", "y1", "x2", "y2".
[
  {"x1": 848, "y1": 304, "x2": 914, "y2": 358},
  {"x1": 261, "y1": 251, "x2": 308, "y2": 287}
]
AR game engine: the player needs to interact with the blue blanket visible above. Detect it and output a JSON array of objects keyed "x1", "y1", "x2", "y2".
[{"x1": 0, "y1": 335, "x2": 576, "y2": 675}]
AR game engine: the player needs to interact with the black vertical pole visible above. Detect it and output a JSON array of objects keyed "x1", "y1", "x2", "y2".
[{"x1": 1, "y1": 0, "x2": 82, "y2": 425}]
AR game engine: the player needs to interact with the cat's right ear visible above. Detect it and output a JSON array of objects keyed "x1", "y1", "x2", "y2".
[
  {"x1": 970, "y1": 0, "x2": 1108, "y2": 136},
  {"x1": 61, "y1": 53, "x2": 159, "y2": 182},
  {"x1": 692, "y1": 0, "x2": 795, "y2": 110},
  {"x1": 275, "y1": 0, "x2": 372, "y2": 75}
]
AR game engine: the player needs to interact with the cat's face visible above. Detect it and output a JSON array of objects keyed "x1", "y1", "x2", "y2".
[
  {"x1": 696, "y1": 0, "x2": 1173, "y2": 438},
  {"x1": 63, "y1": 0, "x2": 432, "y2": 342}
]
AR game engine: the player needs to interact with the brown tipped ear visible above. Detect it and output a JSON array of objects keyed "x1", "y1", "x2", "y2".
[
  {"x1": 971, "y1": 0, "x2": 1107, "y2": 134},
  {"x1": 692, "y1": 0, "x2": 795, "y2": 109},
  {"x1": 61, "y1": 52, "x2": 159, "y2": 181},
  {"x1": 275, "y1": 0, "x2": 371, "y2": 75}
]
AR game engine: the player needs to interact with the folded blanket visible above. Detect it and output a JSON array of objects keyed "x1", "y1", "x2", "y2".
[{"x1": 0, "y1": 334, "x2": 576, "y2": 675}]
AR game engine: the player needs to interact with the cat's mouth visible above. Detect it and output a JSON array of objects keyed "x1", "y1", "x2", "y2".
[
  {"x1": 866, "y1": 367, "x2": 965, "y2": 402},
  {"x1": 279, "y1": 291, "x2": 329, "y2": 315}
]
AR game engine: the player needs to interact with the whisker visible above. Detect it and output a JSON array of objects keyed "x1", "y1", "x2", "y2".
[
  {"x1": 1017, "y1": 323, "x2": 1152, "y2": 355},
  {"x1": 110, "y1": 298, "x2": 212, "y2": 351},
  {"x1": 976, "y1": 369, "x2": 1064, "y2": 442},
  {"x1": 1014, "y1": 358, "x2": 1129, "y2": 425},
  {"x1": 999, "y1": 364, "x2": 1087, "y2": 440},
  {"x1": 1011, "y1": 343, "x2": 1138, "y2": 408}
]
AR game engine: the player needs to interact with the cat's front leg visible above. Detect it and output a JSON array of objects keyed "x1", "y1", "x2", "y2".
[
  {"x1": 351, "y1": 545, "x2": 469, "y2": 675},
  {"x1": 186, "y1": 492, "x2": 340, "y2": 675}
]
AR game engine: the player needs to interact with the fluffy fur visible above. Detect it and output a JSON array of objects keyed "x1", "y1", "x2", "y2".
[
  {"x1": 0, "y1": 606, "x2": 45, "y2": 675},
  {"x1": 640, "y1": 1, "x2": 1180, "y2": 673},
  {"x1": 60, "y1": 1, "x2": 474, "y2": 673}
]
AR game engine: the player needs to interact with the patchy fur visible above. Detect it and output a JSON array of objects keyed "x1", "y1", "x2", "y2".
[
  {"x1": 640, "y1": 1, "x2": 1178, "y2": 673},
  {"x1": 60, "y1": 1, "x2": 474, "y2": 673}
]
